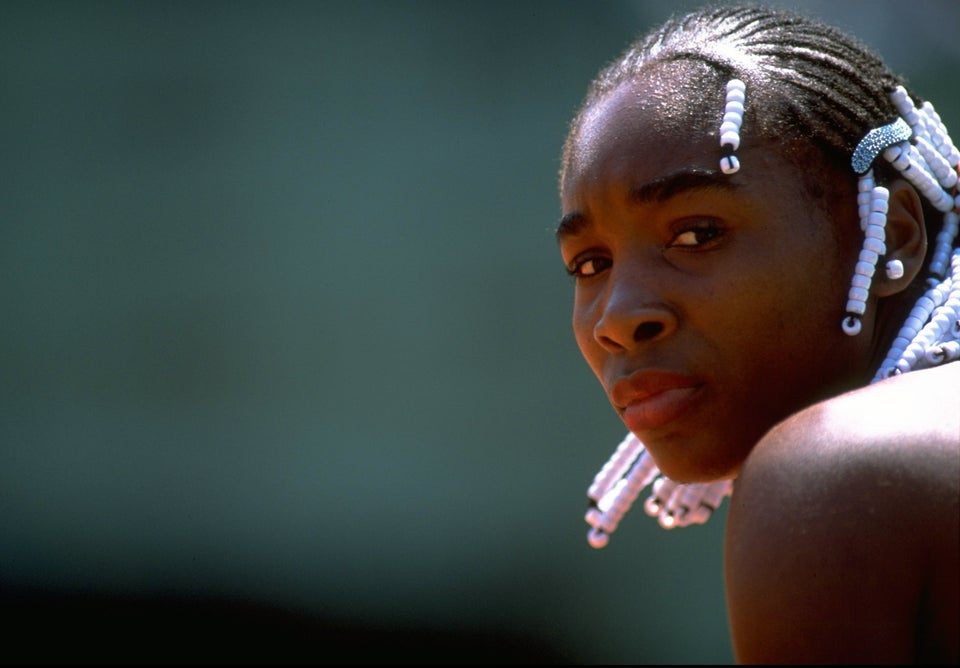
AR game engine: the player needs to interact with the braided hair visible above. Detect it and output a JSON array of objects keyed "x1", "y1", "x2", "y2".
[{"x1": 569, "y1": 4, "x2": 960, "y2": 546}]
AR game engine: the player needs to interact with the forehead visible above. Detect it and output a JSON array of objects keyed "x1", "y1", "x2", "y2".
[
  {"x1": 559, "y1": 69, "x2": 855, "y2": 234},
  {"x1": 563, "y1": 75, "x2": 724, "y2": 204},
  {"x1": 580, "y1": 62, "x2": 722, "y2": 144}
]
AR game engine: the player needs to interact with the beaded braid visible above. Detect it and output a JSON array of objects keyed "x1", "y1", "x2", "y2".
[
  {"x1": 719, "y1": 78, "x2": 746, "y2": 174},
  {"x1": 869, "y1": 86, "x2": 960, "y2": 380},
  {"x1": 571, "y1": 5, "x2": 960, "y2": 548}
]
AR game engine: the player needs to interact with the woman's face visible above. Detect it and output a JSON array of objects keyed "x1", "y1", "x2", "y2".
[{"x1": 558, "y1": 77, "x2": 874, "y2": 482}]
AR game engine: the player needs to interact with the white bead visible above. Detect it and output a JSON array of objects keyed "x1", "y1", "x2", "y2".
[
  {"x1": 870, "y1": 198, "x2": 889, "y2": 214},
  {"x1": 725, "y1": 100, "x2": 744, "y2": 116},
  {"x1": 863, "y1": 237, "x2": 886, "y2": 254},
  {"x1": 890, "y1": 86, "x2": 909, "y2": 106},
  {"x1": 904, "y1": 111, "x2": 921, "y2": 132},
  {"x1": 932, "y1": 191, "x2": 955, "y2": 213},
  {"x1": 846, "y1": 299, "x2": 867, "y2": 315},
  {"x1": 585, "y1": 507, "x2": 607, "y2": 529},
  {"x1": 884, "y1": 145, "x2": 910, "y2": 170},
  {"x1": 726, "y1": 78, "x2": 746, "y2": 92},
  {"x1": 701, "y1": 480, "x2": 733, "y2": 507},
  {"x1": 865, "y1": 223, "x2": 886, "y2": 240},
  {"x1": 723, "y1": 111, "x2": 743, "y2": 126},
  {"x1": 883, "y1": 144, "x2": 904, "y2": 161},
  {"x1": 926, "y1": 287, "x2": 945, "y2": 305},
  {"x1": 905, "y1": 315, "x2": 925, "y2": 331},
  {"x1": 944, "y1": 211, "x2": 960, "y2": 231},
  {"x1": 855, "y1": 260, "x2": 876, "y2": 277},
  {"x1": 916, "y1": 136, "x2": 958, "y2": 188},
  {"x1": 848, "y1": 286, "x2": 870, "y2": 302},
  {"x1": 851, "y1": 273, "x2": 872, "y2": 289},
  {"x1": 892, "y1": 335, "x2": 912, "y2": 350},
  {"x1": 885, "y1": 259, "x2": 905, "y2": 279},
  {"x1": 843, "y1": 316, "x2": 862, "y2": 335},
  {"x1": 684, "y1": 505, "x2": 713, "y2": 526},
  {"x1": 587, "y1": 527, "x2": 609, "y2": 549},
  {"x1": 651, "y1": 476, "x2": 676, "y2": 501},
  {"x1": 720, "y1": 155, "x2": 740, "y2": 174},
  {"x1": 859, "y1": 249, "x2": 879, "y2": 265},
  {"x1": 587, "y1": 432, "x2": 644, "y2": 500},
  {"x1": 720, "y1": 128, "x2": 741, "y2": 148}
]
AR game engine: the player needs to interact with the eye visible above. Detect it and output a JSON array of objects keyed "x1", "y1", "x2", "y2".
[
  {"x1": 667, "y1": 219, "x2": 724, "y2": 249},
  {"x1": 567, "y1": 255, "x2": 611, "y2": 278}
]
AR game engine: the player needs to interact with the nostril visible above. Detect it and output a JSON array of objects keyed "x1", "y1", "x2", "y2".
[{"x1": 634, "y1": 321, "x2": 664, "y2": 341}]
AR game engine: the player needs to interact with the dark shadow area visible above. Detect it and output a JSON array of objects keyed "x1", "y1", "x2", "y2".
[{"x1": 0, "y1": 585, "x2": 575, "y2": 665}]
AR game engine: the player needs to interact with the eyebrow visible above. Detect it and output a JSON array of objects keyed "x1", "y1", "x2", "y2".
[{"x1": 555, "y1": 167, "x2": 740, "y2": 242}]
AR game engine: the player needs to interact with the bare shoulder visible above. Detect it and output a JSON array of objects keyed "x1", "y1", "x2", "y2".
[{"x1": 725, "y1": 362, "x2": 959, "y2": 664}]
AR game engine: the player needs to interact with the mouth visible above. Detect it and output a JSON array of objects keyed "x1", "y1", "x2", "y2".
[
  {"x1": 620, "y1": 385, "x2": 704, "y2": 433},
  {"x1": 611, "y1": 371, "x2": 704, "y2": 434}
]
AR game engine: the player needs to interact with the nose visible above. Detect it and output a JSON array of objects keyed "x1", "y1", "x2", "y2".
[{"x1": 592, "y1": 270, "x2": 677, "y2": 352}]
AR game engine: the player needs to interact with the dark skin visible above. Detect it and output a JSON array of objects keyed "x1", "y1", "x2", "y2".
[
  {"x1": 559, "y1": 70, "x2": 959, "y2": 663},
  {"x1": 727, "y1": 362, "x2": 959, "y2": 664}
]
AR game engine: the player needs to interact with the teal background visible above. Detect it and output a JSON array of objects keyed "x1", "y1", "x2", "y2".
[{"x1": 3, "y1": 0, "x2": 958, "y2": 663}]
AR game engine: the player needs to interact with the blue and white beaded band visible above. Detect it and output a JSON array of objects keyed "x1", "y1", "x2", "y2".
[{"x1": 851, "y1": 117, "x2": 912, "y2": 174}]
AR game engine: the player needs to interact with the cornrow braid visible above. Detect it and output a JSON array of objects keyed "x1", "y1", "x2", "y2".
[{"x1": 572, "y1": 4, "x2": 960, "y2": 547}]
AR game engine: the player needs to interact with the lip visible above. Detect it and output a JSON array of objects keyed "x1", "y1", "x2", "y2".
[{"x1": 611, "y1": 370, "x2": 704, "y2": 433}]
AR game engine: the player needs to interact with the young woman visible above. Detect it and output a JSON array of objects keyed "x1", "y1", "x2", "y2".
[{"x1": 556, "y1": 4, "x2": 958, "y2": 663}]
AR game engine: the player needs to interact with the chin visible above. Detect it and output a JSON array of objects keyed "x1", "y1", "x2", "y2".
[{"x1": 643, "y1": 438, "x2": 745, "y2": 484}]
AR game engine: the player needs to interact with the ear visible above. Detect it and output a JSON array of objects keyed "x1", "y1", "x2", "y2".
[{"x1": 873, "y1": 178, "x2": 927, "y2": 297}]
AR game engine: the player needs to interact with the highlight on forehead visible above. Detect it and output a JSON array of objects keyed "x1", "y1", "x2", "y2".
[{"x1": 561, "y1": 59, "x2": 734, "y2": 192}]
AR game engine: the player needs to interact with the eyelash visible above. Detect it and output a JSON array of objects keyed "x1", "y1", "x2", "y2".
[{"x1": 565, "y1": 220, "x2": 724, "y2": 279}]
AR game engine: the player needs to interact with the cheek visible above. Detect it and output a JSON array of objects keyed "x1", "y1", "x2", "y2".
[
  {"x1": 683, "y1": 251, "x2": 849, "y2": 371},
  {"x1": 709, "y1": 242, "x2": 855, "y2": 385}
]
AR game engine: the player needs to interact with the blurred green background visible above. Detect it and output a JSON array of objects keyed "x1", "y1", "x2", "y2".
[{"x1": 2, "y1": 0, "x2": 958, "y2": 663}]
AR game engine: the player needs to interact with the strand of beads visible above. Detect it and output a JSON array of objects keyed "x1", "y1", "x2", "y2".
[
  {"x1": 583, "y1": 432, "x2": 734, "y2": 546},
  {"x1": 643, "y1": 477, "x2": 732, "y2": 530},
  {"x1": 587, "y1": 431, "x2": 644, "y2": 503},
  {"x1": 843, "y1": 178, "x2": 889, "y2": 336},
  {"x1": 883, "y1": 140, "x2": 955, "y2": 214},
  {"x1": 930, "y1": 211, "x2": 960, "y2": 283},
  {"x1": 585, "y1": 434, "x2": 658, "y2": 548},
  {"x1": 901, "y1": 248, "x2": 960, "y2": 372},
  {"x1": 890, "y1": 86, "x2": 960, "y2": 170},
  {"x1": 874, "y1": 248, "x2": 960, "y2": 379},
  {"x1": 887, "y1": 87, "x2": 960, "y2": 280},
  {"x1": 719, "y1": 78, "x2": 745, "y2": 174},
  {"x1": 871, "y1": 87, "x2": 959, "y2": 378}
]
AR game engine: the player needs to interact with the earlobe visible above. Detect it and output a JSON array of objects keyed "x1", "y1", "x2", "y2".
[{"x1": 873, "y1": 179, "x2": 927, "y2": 297}]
